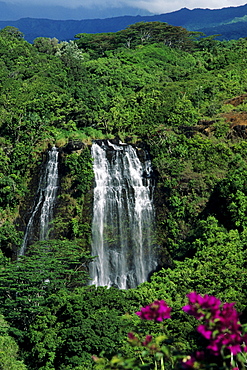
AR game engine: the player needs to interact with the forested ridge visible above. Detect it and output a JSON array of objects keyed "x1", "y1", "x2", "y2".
[
  {"x1": 1, "y1": 22, "x2": 247, "y2": 369},
  {"x1": 2, "y1": 4, "x2": 247, "y2": 43}
]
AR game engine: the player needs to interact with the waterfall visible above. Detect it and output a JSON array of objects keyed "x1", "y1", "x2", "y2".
[
  {"x1": 19, "y1": 146, "x2": 59, "y2": 256},
  {"x1": 90, "y1": 140, "x2": 157, "y2": 289}
]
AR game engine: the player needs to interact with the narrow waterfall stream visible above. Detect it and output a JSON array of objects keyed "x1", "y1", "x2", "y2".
[
  {"x1": 90, "y1": 140, "x2": 157, "y2": 289},
  {"x1": 19, "y1": 146, "x2": 59, "y2": 256}
]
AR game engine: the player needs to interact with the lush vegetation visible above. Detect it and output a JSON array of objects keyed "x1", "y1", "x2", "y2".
[{"x1": 1, "y1": 21, "x2": 247, "y2": 369}]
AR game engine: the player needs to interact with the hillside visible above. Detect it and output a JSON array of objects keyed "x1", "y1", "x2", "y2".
[
  {"x1": 1, "y1": 4, "x2": 247, "y2": 42},
  {"x1": 1, "y1": 21, "x2": 247, "y2": 369}
]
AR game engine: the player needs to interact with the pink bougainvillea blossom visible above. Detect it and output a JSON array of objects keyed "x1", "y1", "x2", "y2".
[
  {"x1": 181, "y1": 352, "x2": 204, "y2": 369},
  {"x1": 142, "y1": 335, "x2": 153, "y2": 346},
  {"x1": 182, "y1": 291, "x2": 221, "y2": 319},
  {"x1": 136, "y1": 300, "x2": 171, "y2": 322},
  {"x1": 181, "y1": 355, "x2": 196, "y2": 369},
  {"x1": 183, "y1": 291, "x2": 247, "y2": 356},
  {"x1": 127, "y1": 332, "x2": 137, "y2": 340},
  {"x1": 197, "y1": 324, "x2": 212, "y2": 340}
]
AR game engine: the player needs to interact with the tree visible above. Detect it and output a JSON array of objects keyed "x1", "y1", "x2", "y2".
[
  {"x1": 0, "y1": 315, "x2": 27, "y2": 370},
  {"x1": 0, "y1": 240, "x2": 93, "y2": 335},
  {"x1": 28, "y1": 286, "x2": 135, "y2": 369},
  {"x1": 0, "y1": 26, "x2": 24, "y2": 40},
  {"x1": 33, "y1": 37, "x2": 59, "y2": 55},
  {"x1": 212, "y1": 162, "x2": 247, "y2": 230},
  {"x1": 167, "y1": 96, "x2": 199, "y2": 126}
]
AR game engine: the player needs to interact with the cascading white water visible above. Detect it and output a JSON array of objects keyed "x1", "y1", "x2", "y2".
[
  {"x1": 19, "y1": 146, "x2": 59, "y2": 256},
  {"x1": 90, "y1": 140, "x2": 157, "y2": 289}
]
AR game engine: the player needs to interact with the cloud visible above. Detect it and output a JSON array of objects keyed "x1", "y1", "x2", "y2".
[
  {"x1": 6, "y1": 0, "x2": 247, "y2": 13},
  {"x1": 11, "y1": 0, "x2": 133, "y2": 8},
  {"x1": 128, "y1": 0, "x2": 247, "y2": 14}
]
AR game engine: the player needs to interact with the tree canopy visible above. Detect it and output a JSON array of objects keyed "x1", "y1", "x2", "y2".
[{"x1": 1, "y1": 22, "x2": 247, "y2": 368}]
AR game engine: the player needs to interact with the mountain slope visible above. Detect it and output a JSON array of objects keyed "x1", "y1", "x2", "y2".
[{"x1": 1, "y1": 4, "x2": 247, "y2": 42}]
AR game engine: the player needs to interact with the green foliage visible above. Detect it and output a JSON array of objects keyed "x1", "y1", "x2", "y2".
[
  {"x1": 0, "y1": 240, "x2": 93, "y2": 336},
  {"x1": 33, "y1": 37, "x2": 60, "y2": 55},
  {"x1": 75, "y1": 22, "x2": 196, "y2": 57},
  {"x1": 214, "y1": 162, "x2": 247, "y2": 230},
  {"x1": 2, "y1": 22, "x2": 247, "y2": 370},
  {"x1": 95, "y1": 292, "x2": 247, "y2": 369},
  {"x1": 65, "y1": 147, "x2": 94, "y2": 196},
  {"x1": 0, "y1": 315, "x2": 27, "y2": 370},
  {"x1": 0, "y1": 26, "x2": 24, "y2": 40},
  {"x1": 0, "y1": 221, "x2": 22, "y2": 257},
  {"x1": 27, "y1": 286, "x2": 136, "y2": 369},
  {"x1": 0, "y1": 174, "x2": 24, "y2": 207},
  {"x1": 167, "y1": 97, "x2": 199, "y2": 126}
]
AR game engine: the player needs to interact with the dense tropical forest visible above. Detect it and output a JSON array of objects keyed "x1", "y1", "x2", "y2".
[{"x1": 1, "y1": 21, "x2": 247, "y2": 369}]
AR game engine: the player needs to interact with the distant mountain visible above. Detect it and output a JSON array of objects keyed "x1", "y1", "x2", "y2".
[
  {"x1": 197, "y1": 21, "x2": 247, "y2": 41},
  {"x1": 0, "y1": 1, "x2": 152, "y2": 21},
  {"x1": 1, "y1": 4, "x2": 247, "y2": 43}
]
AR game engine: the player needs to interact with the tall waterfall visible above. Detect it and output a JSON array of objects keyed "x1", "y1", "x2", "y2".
[
  {"x1": 19, "y1": 146, "x2": 59, "y2": 256},
  {"x1": 90, "y1": 140, "x2": 157, "y2": 289}
]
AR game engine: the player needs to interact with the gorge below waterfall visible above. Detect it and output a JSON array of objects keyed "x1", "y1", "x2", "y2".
[
  {"x1": 90, "y1": 140, "x2": 157, "y2": 289},
  {"x1": 19, "y1": 146, "x2": 59, "y2": 256}
]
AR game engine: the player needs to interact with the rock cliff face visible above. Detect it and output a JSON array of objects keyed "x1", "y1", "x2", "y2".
[
  {"x1": 224, "y1": 112, "x2": 247, "y2": 139},
  {"x1": 16, "y1": 141, "x2": 90, "y2": 257},
  {"x1": 223, "y1": 94, "x2": 247, "y2": 139},
  {"x1": 225, "y1": 93, "x2": 247, "y2": 106},
  {"x1": 178, "y1": 94, "x2": 247, "y2": 140},
  {"x1": 19, "y1": 147, "x2": 60, "y2": 256},
  {"x1": 16, "y1": 138, "x2": 158, "y2": 262},
  {"x1": 63, "y1": 140, "x2": 85, "y2": 154},
  {"x1": 16, "y1": 149, "x2": 58, "y2": 256}
]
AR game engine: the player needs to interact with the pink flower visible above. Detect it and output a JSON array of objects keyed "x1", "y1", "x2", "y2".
[
  {"x1": 142, "y1": 335, "x2": 153, "y2": 346},
  {"x1": 181, "y1": 356, "x2": 196, "y2": 369},
  {"x1": 207, "y1": 337, "x2": 223, "y2": 355},
  {"x1": 127, "y1": 332, "x2": 140, "y2": 346},
  {"x1": 182, "y1": 292, "x2": 205, "y2": 319},
  {"x1": 182, "y1": 292, "x2": 221, "y2": 320},
  {"x1": 228, "y1": 343, "x2": 242, "y2": 355},
  {"x1": 127, "y1": 332, "x2": 137, "y2": 340},
  {"x1": 136, "y1": 300, "x2": 171, "y2": 322},
  {"x1": 217, "y1": 302, "x2": 240, "y2": 330},
  {"x1": 181, "y1": 351, "x2": 204, "y2": 369},
  {"x1": 197, "y1": 324, "x2": 212, "y2": 340},
  {"x1": 183, "y1": 292, "x2": 247, "y2": 356}
]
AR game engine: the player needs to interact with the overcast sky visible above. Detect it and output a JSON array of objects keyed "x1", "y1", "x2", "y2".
[{"x1": 5, "y1": 0, "x2": 247, "y2": 15}]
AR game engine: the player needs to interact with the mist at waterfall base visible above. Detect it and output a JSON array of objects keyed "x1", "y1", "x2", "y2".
[
  {"x1": 90, "y1": 140, "x2": 157, "y2": 289},
  {"x1": 19, "y1": 147, "x2": 59, "y2": 256}
]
